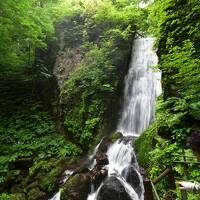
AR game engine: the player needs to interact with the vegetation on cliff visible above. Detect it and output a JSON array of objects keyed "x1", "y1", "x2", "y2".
[
  {"x1": 60, "y1": 1, "x2": 139, "y2": 149},
  {"x1": 135, "y1": 0, "x2": 200, "y2": 199}
]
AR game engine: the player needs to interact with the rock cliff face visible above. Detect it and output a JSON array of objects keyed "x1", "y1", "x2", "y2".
[
  {"x1": 37, "y1": 12, "x2": 136, "y2": 146},
  {"x1": 54, "y1": 48, "x2": 82, "y2": 88}
]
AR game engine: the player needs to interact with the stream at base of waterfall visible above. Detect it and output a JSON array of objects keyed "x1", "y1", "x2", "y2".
[
  {"x1": 48, "y1": 37, "x2": 161, "y2": 200},
  {"x1": 87, "y1": 37, "x2": 162, "y2": 200}
]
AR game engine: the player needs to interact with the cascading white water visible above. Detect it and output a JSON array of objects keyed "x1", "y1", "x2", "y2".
[
  {"x1": 88, "y1": 138, "x2": 104, "y2": 170},
  {"x1": 49, "y1": 138, "x2": 102, "y2": 200},
  {"x1": 87, "y1": 37, "x2": 161, "y2": 200},
  {"x1": 106, "y1": 138, "x2": 134, "y2": 176},
  {"x1": 117, "y1": 37, "x2": 161, "y2": 136}
]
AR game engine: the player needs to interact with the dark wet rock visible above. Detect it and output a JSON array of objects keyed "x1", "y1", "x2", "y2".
[
  {"x1": 139, "y1": 167, "x2": 147, "y2": 180},
  {"x1": 91, "y1": 167, "x2": 108, "y2": 191},
  {"x1": 122, "y1": 166, "x2": 142, "y2": 198},
  {"x1": 97, "y1": 138, "x2": 111, "y2": 154},
  {"x1": 96, "y1": 154, "x2": 109, "y2": 166},
  {"x1": 61, "y1": 156, "x2": 108, "y2": 200},
  {"x1": 76, "y1": 166, "x2": 90, "y2": 174},
  {"x1": 11, "y1": 158, "x2": 33, "y2": 170},
  {"x1": 121, "y1": 136, "x2": 134, "y2": 144},
  {"x1": 97, "y1": 176, "x2": 132, "y2": 200},
  {"x1": 61, "y1": 173, "x2": 91, "y2": 200},
  {"x1": 97, "y1": 132, "x2": 123, "y2": 155}
]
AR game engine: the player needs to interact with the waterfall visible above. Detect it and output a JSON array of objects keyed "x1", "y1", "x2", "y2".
[
  {"x1": 87, "y1": 37, "x2": 161, "y2": 200},
  {"x1": 88, "y1": 138, "x2": 104, "y2": 170},
  {"x1": 49, "y1": 191, "x2": 61, "y2": 200},
  {"x1": 117, "y1": 37, "x2": 161, "y2": 136}
]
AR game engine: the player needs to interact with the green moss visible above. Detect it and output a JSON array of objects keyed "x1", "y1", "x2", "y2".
[
  {"x1": 134, "y1": 122, "x2": 157, "y2": 170},
  {"x1": 11, "y1": 193, "x2": 26, "y2": 200},
  {"x1": 62, "y1": 174, "x2": 80, "y2": 191},
  {"x1": 61, "y1": 173, "x2": 90, "y2": 200},
  {"x1": 60, "y1": 1, "x2": 137, "y2": 150},
  {"x1": 27, "y1": 188, "x2": 45, "y2": 200},
  {"x1": 110, "y1": 132, "x2": 123, "y2": 142},
  {"x1": 40, "y1": 168, "x2": 58, "y2": 192}
]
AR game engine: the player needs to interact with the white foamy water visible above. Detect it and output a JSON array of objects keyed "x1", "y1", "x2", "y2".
[
  {"x1": 62, "y1": 170, "x2": 74, "y2": 183},
  {"x1": 106, "y1": 138, "x2": 134, "y2": 175},
  {"x1": 117, "y1": 37, "x2": 161, "y2": 136},
  {"x1": 116, "y1": 176, "x2": 140, "y2": 200},
  {"x1": 49, "y1": 191, "x2": 61, "y2": 200},
  {"x1": 88, "y1": 138, "x2": 104, "y2": 170}
]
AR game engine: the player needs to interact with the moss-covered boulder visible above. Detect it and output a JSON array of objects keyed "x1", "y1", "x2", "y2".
[
  {"x1": 10, "y1": 193, "x2": 26, "y2": 200},
  {"x1": 110, "y1": 132, "x2": 123, "y2": 142},
  {"x1": 27, "y1": 187, "x2": 47, "y2": 200},
  {"x1": 61, "y1": 173, "x2": 91, "y2": 200}
]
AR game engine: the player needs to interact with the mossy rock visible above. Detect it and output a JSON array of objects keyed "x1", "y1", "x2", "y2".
[
  {"x1": 10, "y1": 193, "x2": 26, "y2": 200},
  {"x1": 10, "y1": 185, "x2": 23, "y2": 194},
  {"x1": 61, "y1": 173, "x2": 90, "y2": 200},
  {"x1": 27, "y1": 187, "x2": 46, "y2": 200},
  {"x1": 26, "y1": 181, "x2": 39, "y2": 190},
  {"x1": 110, "y1": 132, "x2": 123, "y2": 142}
]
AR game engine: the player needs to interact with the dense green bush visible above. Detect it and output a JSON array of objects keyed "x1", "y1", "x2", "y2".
[
  {"x1": 135, "y1": 0, "x2": 200, "y2": 198},
  {"x1": 0, "y1": 101, "x2": 81, "y2": 184}
]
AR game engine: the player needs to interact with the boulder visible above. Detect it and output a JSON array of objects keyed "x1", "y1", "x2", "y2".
[
  {"x1": 95, "y1": 154, "x2": 109, "y2": 166},
  {"x1": 27, "y1": 187, "x2": 47, "y2": 200},
  {"x1": 97, "y1": 176, "x2": 132, "y2": 200},
  {"x1": 61, "y1": 173, "x2": 91, "y2": 200},
  {"x1": 110, "y1": 132, "x2": 123, "y2": 142},
  {"x1": 122, "y1": 166, "x2": 142, "y2": 198},
  {"x1": 10, "y1": 193, "x2": 26, "y2": 200},
  {"x1": 91, "y1": 167, "x2": 108, "y2": 191}
]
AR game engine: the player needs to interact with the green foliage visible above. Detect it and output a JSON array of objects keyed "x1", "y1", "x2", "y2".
[
  {"x1": 0, "y1": 193, "x2": 13, "y2": 200},
  {"x1": 0, "y1": 0, "x2": 81, "y2": 70},
  {"x1": 40, "y1": 168, "x2": 58, "y2": 192},
  {"x1": 0, "y1": 0, "x2": 51, "y2": 69},
  {"x1": 136, "y1": 1, "x2": 200, "y2": 198},
  {"x1": 60, "y1": 1, "x2": 144, "y2": 149},
  {"x1": 134, "y1": 122, "x2": 157, "y2": 169},
  {"x1": 136, "y1": 120, "x2": 200, "y2": 198},
  {"x1": 0, "y1": 0, "x2": 148, "y2": 196},
  {"x1": 0, "y1": 100, "x2": 81, "y2": 184},
  {"x1": 63, "y1": 46, "x2": 115, "y2": 147}
]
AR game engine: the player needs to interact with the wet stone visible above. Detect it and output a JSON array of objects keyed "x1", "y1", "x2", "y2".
[
  {"x1": 122, "y1": 166, "x2": 142, "y2": 198},
  {"x1": 97, "y1": 176, "x2": 132, "y2": 200}
]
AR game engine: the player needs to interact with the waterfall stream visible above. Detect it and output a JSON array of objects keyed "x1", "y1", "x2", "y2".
[
  {"x1": 87, "y1": 37, "x2": 161, "y2": 200},
  {"x1": 88, "y1": 138, "x2": 104, "y2": 170},
  {"x1": 49, "y1": 37, "x2": 161, "y2": 200}
]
